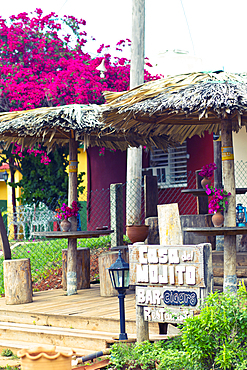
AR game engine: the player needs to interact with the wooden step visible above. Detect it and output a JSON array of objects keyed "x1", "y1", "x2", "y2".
[
  {"x1": 0, "y1": 321, "x2": 136, "y2": 353},
  {"x1": 0, "y1": 309, "x2": 159, "y2": 336}
]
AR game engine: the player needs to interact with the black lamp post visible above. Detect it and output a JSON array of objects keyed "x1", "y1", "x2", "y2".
[
  {"x1": 108, "y1": 250, "x2": 129, "y2": 340},
  {"x1": 2, "y1": 170, "x2": 8, "y2": 183}
]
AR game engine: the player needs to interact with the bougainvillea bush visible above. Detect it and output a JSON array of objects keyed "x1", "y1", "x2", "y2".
[{"x1": 0, "y1": 8, "x2": 160, "y2": 112}]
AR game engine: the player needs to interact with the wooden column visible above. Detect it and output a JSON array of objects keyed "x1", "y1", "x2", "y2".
[
  {"x1": 221, "y1": 119, "x2": 237, "y2": 293},
  {"x1": 126, "y1": 0, "x2": 145, "y2": 227},
  {"x1": 67, "y1": 137, "x2": 78, "y2": 296},
  {"x1": 110, "y1": 183, "x2": 123, "y2": 247}
]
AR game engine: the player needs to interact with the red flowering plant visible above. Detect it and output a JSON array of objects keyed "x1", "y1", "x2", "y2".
[
  {"x1": 199, "y1": 163, "x2": 217, "y2": 178},
  {"x1": 55, "y1": 201, "x2": 79, "y2": 220},
  {"x1": 205, "y1": 185, "x2": 231, "y2": 213}
]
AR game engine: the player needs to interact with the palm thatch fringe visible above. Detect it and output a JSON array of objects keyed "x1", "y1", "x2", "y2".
[
  {"x1": 101, "y1": 72, "x2": 247, "y2": 144},
  {"x1": 0, "y1": 103, "x2": 174, "y2": 151}
]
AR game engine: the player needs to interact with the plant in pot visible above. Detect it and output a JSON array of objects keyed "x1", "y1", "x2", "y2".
[
  {"x1": 199, "y1": 162, "x2": 217, "y2": 189},
  {"x1": 55, "y1": 201, "x2": 79, "y2": 231},
  {"x1": 126, "y1": 214, "x2": 149, "y2": 244},
  {"x1": 205, "y1": 184, "x2": 231, "y2": 227}
]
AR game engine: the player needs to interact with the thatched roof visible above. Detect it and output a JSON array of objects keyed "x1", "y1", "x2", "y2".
[
  {"x1": 101, "y1": 71, "x2": 247, "y2": 143},
  {"x1": 0, "y1": 104, "x2": 174, "y2": 152}
]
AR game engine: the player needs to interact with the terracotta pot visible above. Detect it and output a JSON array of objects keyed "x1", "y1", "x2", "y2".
[
  {"x1": 212, "y1": 211, "x2": 224, "y2": 227},
  {"x1": 60, "y1": 219, "x2": 71, "y2": 232},
  {"x1": 126, "y1": 225, "x2": 149, "y2": 243},
  {"x1": 201, "y1": 177, "x2": 211, "y2": 189},
  {"x1": 17, "y1": 346, "x2": 75, "y2": 370}
]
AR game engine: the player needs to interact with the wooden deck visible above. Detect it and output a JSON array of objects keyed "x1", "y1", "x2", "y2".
[
  {"x1": 0, "y1": 284, "x2": 162, "y2": 355},
  {"x1": 0, "y1": 284, "x2": 136, "y2": 320}
]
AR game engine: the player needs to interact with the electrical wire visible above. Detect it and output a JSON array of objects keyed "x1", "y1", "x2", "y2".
[{"x1": 180, "y1": 0, "x2": 195, "y2": 56}]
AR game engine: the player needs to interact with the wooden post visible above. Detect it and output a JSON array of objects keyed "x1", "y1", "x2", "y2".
[
  {"x1": 62, "y1": 248, "x2": 90, "y2": 290},
  {"x1": 213, "y1": 133, "x2": 223, "y2": 189},
  {"x1": 195, "y1": 170, "x2": 208, "y2": 214},
  {"x1": 67, "y1": 137, "x2": 78, "y2": 296},
  {"x1": 221, "y1": 119, "x2": 237, "y2": 293},
  {"x1": 0, "y1": 211, "x2": 11, "y2": 260},
  {"x1": 144, "y1": 175, "x2": 158, "y2": 218},
  {"x1": 3, "y1": 258, "x2": 32, "y2": 304},
  {"x1": 126, "y1": 0, "x2": 145, "y2": 227},
  {"x1": 110, "y1": 183, "x2": 123, "y2": 247},
  {"x1": 136, "y1": 305, "x2": 149, "y2": 342}
]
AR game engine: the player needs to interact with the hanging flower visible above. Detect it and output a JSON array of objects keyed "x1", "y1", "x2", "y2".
[
  {"x1": 55, "y1": 201, "x2": 79, "y2": 220},
  {"x1": 205, "y1": 185, "x2": 231, "y2": 213},
  {"x1": 199, "y1": 163, "x2": 217, "y2": 178}
]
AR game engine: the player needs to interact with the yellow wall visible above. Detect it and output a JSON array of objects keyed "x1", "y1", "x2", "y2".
[
  {"x1": 78, "y1": 148, "x2": 87, "y2": 200},
  {"x1": 6, "y1": 170, "x2": 22, "y2": 210}
]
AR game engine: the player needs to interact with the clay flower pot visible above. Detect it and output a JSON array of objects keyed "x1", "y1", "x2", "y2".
[
  {"x1": 17, "y1": 346, "x2": 75, "y2": 370},
  {"x1": 60, "y1": 219, "x2": 71, "y2": 232},
  {"x1": 126, "y1": 224, "x2": 149, "y2": 243},
  {"x1": 201, "y1": 177, "x2": 211, "y2": 189},
  {"x1": 212, "y1": 211, "x2": 224, "y2": 227}
]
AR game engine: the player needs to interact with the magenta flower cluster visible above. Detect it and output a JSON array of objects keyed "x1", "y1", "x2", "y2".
[
  {"x1": 56, "y1": 201, "x2": 79, "y2": 220},
  {"x1": 199, "y1": 163, "x2": 217, "y2": 178},
  {"x1": 0, "y1": 9, "x2": 160, "y2": 112},
  {"x1": 12, "y1": 143, "x2": 51, "y2": 165},
  {"x1": 205, "y1": 185, "x2": 231, "y2": 213}
]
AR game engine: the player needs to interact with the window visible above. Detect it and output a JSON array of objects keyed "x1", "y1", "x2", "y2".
[{"x1": 143, "y1": 142, "x2": 188, "y2": 188}]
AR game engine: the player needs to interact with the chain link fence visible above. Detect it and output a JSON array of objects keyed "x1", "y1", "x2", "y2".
[{"x1": 0, "y1": 162, "x2": 246, "y2": 295}]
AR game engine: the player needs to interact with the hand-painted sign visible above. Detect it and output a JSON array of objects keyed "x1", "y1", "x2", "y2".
[{"x1": 130, "y1": 243, "x2": 212, "y2": 323}]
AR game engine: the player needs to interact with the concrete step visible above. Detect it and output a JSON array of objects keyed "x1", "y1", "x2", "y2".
[
  {"x1": 0, "y1": 321, "x2": 137, "y2": 354},
  {"x1": 0, "y1": 310, "x2": 159, "y2": 336}
]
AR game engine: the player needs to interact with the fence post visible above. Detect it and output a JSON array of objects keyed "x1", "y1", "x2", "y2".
[{"x1": 110, "y1": 183, "x2": 123, "y2": 248}]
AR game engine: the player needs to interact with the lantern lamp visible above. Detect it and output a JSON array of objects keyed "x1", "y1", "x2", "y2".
[
  {"x1": 236, "y1": 203, "x2": 247, "y2": 227},
  {"x1": 2, "y1": 170, "x2": 8, "y2": 183},
  {"x1": 108, "y1": 250, "x2": 129, "y2": 340}
]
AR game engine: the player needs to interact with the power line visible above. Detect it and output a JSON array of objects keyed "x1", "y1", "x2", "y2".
[
  {"x1": 57, "y1": 0, "x2": 69, "y2": 15},
  {"x1": 180, "y1": 0, "x2": 195, "y2": 56}
]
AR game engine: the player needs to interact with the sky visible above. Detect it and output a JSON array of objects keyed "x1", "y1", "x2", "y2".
[{"x1": 1, "y1": 0, "x2": 247, "y2": 74}]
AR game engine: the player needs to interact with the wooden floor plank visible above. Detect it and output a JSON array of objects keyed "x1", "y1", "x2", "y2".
[{"x1": 0, "y1": 285, "x2": 136, "y2": 321}]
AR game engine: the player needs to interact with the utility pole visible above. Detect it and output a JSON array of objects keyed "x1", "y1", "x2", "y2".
[
  {"x1": 126, "y1": 0, "x2": 145, "y2": 226},
  {"x1": 127, "y1": 0, "x2": 149, "y2": 342}
]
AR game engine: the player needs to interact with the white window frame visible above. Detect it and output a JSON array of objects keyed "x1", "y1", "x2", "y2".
[{"x1": 143, "y1": 142, "x2": 188, "y2": 188}]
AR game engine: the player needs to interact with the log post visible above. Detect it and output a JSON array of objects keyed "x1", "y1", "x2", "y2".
[
  {"x1": 99, "y1": 247, "x2": 129, "y2": 297},
  {"x1": 3, "y1": 258, "x2": 32, "y2": 304},
  {"x1": 67, "y1": 137, "x2": 78, "y2": 296},
  {"x1": 221, "y1": 119, "x2": 237, "y2": 293},
  {"x1": 62, "y1": 248, "x2": 90, "y2": 290}
]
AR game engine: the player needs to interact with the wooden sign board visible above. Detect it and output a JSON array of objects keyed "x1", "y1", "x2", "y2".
[{"x1": 129, "y1": 243, "x2": 212, "y2": 324}]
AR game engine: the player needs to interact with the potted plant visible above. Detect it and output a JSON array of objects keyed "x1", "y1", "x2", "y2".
[
  {"x1": 199, "y1": 162, "x2": 217, "y2": 189},
  {"x1": 55, "y1": 201, "x2": 79, "y2": 231},
  {"x1": 126, "y1": 214, "x2": 149, "y2": 244},
  {"x1": 205, "y1": 185, "x2": 231, "y2": 227}
]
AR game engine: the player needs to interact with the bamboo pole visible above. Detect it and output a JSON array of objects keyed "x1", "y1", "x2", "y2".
[
  {"x1": 221, "y1": 119, "x2": 237, "y2": 293},
  {"x1": 67, "y1": 137, "x2": 78, "y2": 296}
]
